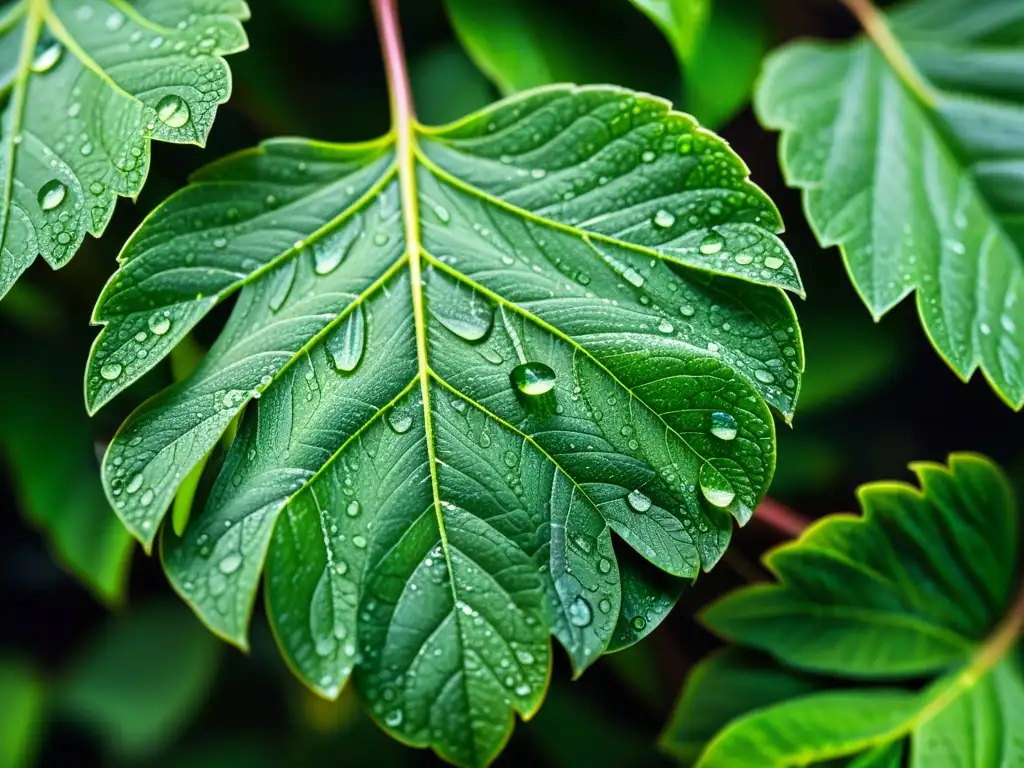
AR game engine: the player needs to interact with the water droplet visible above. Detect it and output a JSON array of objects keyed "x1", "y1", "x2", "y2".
[
  {"x1": 699, "y1": 232, "x2": 725, "y2": 255},
  {"x1": 679, "y1": 304, "x2": 695, "y2": 317},
  {"x1": 213, "y1": 236, "x2": 227, "y2": 248},
  {"x1": 432, "y1": 205, "x2": 450, "y2": 223},
  {"x1": 326, "y1": 307, "x2": 366, "y2": 373},
  {"x1": 653, "y1": 209, "x2": 675, "y2": 229},
  {"x1": 148, "y1": 312, "x2": 171, "y2": 336},
  {"x1": 598, "y1": 557, "x2": 612, "y2": 574},
  {"x1": 699, "y1": 465, "x2": 735, "y2": 508},
  {"x1": 530, "y1": 168, "x2": 546, "y2": 179},
  {"x1": 105, "y1": 11, "x2": 125, "y2": 30},
  {"x1": 641, "y1": 150, "x2": 656, "y2": 163},
  {"x1": 126, "y1": 474, "x2": 144, "y2": 494},
  {"x1": 31, "y1": 38, "x2": 63, "y2": 73},
  {"x1": 599, "y1": 598, "x2": 611, "y2": 612},
  {"x1": 764, "y1": 256, "x2": 785, "y2": 270},
  {"x1": 510, "y1": 362, "x2": 556, "y2": 396},
  {"x1": 432, "y1": 292, "x2": 494, "y2": 342},
  {"x1": 631, "y1": 615, "x2": 647, "y2": 632},
  {"x1": 754, "y1": 369, "x2": 774, "y2": 384},
  {"x1": 384, "y1": 710, "x2": 403, "y2": 727},
  {"x1": 38, "y1": 180, "x2": 66, "y2": 211},
  {"x1": 139, "y1": 489, "x2": 154, "y2": 506},
  {"x1": 346, "y1": 500, "x2": 360, "y2": 517},
  {"x1": 387, "y1": 411, "x2": 412, "y2": 434},
  {"x1": 658, "y1": 319, "x2": 674, "y2": 334},
  {"x1": 623, "y1": 267, "x2": 644, "y2": 287},
  {"x1": 219, "y1": 553, "x2": 242, "y2": 574},
  {"x1": 568, "y1": 596, "x2": 593, "y2": 627},
  {"x1": 352, "y1": 534, "x2": 367, "y2": 549},
  {"x1": 100, "y1": 362, "x2": 123, "y2": 380},
  {"x1": 372, "y1": 232, "x2": 389, "y2": 246},
  {"x1": 627, "y1": 489, "x2": 651, "y2": 513},
  {"x1": 710, "y1": 411, "x2": 738, "y2": 441},
  {"x1": 155, "y1": 94, "x2": 190, "y2": 128}
]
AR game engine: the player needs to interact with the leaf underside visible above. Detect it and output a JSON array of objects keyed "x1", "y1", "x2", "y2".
[
  {"x1": 0, "y1": 0, "x2": 248, "y2": 299},
  {"x1": 89, "y1": 84, "x2": 802, "y2": 767},
  {"x1": 756, "y1": 0, "x2": 1024, "y2": 407},
  {"x1": 692, "y1": 453, "x2": 1024, "y2": 767}
]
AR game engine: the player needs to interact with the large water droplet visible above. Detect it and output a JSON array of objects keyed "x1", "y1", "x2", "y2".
[
  {"x1": 510, "y1": 362, "x2": 556, "y2": 396},
  {"x1": 148, "y1": 312, "x2": 171, "y2": 336},
  {"x1": 710, "y1": 411, "x2": 737, "y2": 441},
  {"x1": 764, "y1": 256, "x2": 785, "y2": 270},
  {"x1": 387, "y1": 411, "x2": 412, "y2": 434},
  {"x1": 432, "y1": 292, "x2": 494, "y2": 342},
  {"x1": 313, "y1": 214, "x2": 363, "y2": 275},
  {"x1": 326, "y1": 306, "x2": 365, "y2": 373},
  {"x1": 105, "y1": 11, "x2": 125, "y2": 30},
  {"x1": 699, "y1": 464, "x2": 735, "y2": 508},
  {"x1": 268, "y1": 258, "x2": 298, "y2": 311},
  {"x1": 346, "y1": 500, "x2": 360, "y2": 517},
  {"x1": 100, "y1": 362, "x2": 123, "y2": 380},
  {"x1": 631, "y1": 615, "x2": 647, "y2": 632},
  {"x1": 627, "y1": 489, "x2": 651, "y2": 513},
  {"x1": 653, "y1": 209, "x2": 675, "y2": 229},
  {"x1": 568, "y1": 596, "x2": 593, "y2": 627},
  {"x1": 699, "y1": 231, "x2": 725, "y2": 255},
  {"x1": 31, "y1": 37, "x2": 63, "y2": 73},
  {"x1": 155, "y1": 94, "x2": 190, "y2": 128},
  {"x1": 219, "y1": 553, "x2": 242, "y2": 574},
  {"x1": 38, "y1": 180, "x2": 67, "y2": 211},
  {"x1": 126, "y1": 474, "x2": 144, "y2": 494}
]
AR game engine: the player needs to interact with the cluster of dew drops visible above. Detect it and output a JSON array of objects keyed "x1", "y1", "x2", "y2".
[{"x1": 27, "y1": 4, "x2": 221, "y2": 246}]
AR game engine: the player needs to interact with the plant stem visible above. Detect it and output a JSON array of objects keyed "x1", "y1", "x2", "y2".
[
  {"x1": 838, "y1": 0, "x2": 937, "y2": 106},
  {"x1": 754, "y1": 497, "x2": 811, "y2": 537},
  {"x1": 373, "y1": 0, "x2": 415, "y2": 127}
]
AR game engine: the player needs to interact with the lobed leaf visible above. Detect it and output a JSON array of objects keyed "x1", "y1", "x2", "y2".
[
  {"x1": 755, "y1": 0, "x2": 1024, "y2": 407},
  {"x1": 0, "y1": 0, "x2": 249, "y2": 299},
  {"x1": 678, "y1": 453, "x2": 1024, "y2": 767},
  {"x1": 89, "y1": 84, "x2": 802, "y2": 767}
]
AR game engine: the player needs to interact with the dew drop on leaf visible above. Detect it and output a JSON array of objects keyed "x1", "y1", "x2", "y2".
[
  {"x1": 155, "y1": 94, "x2": 191, "y2": 128},
  {"x1": 627, "y1": 489, "x2": 651, "y2": 513},
  {"x1": 699, "y1": 464, "x2": 735, "y2": 508},
  {"x1": 38, "y1": 180, "x2": 67, "y2": 211},
  {"x1": 218, "y1": 553, "x2": 242, "y2": 574},
  {"x1": 568, "y1": 596, "x2": 593, "y2": 627},
  {"x1": 31, "y1": 38, "x2": 63, "y2": 73},
  {"x1": 433, "y1": 297, "x2": 494, "y2": 342},
  {"x1": 126, "y1": 474, "x2": 144, "y2": 494},
  {"x1": 346, "y1": 500, "x2": 360, "y2": 517},
  {"x1": 100, "y1": 362, "x2": 123, "y2": 380},
  {"x1": 699, "y1": 231, "x2": 725, "y2": 255},
  {"x1": 764, "y1": 256, "x2": 785, "y2": 270},
  {"x1": 631, "y1": 615, "x2": 647, "y2": 631},
  {"x1": 148, "y1": 312, "x2": 171, "y2": 336},
  {"x1": 653, "y1": 209, "x2": 675, "y2": 228},
  {"x1": 510, "y1": 362, "x2": 556, "y2": 396},
  {"x1": 710, "y1": 411, "x2": 738, "y2": 441},
  {"x1": 387, "y1": 411, "x2": 412, "y2": 434},
  {"x1": 326, "y1": 307, "x2": 366, "y2": 373},
  {"x1": 432, "y1": 204, "x2": 450, "y2": 223}
]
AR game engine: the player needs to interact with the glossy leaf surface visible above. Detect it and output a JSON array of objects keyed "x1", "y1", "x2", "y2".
[
  {"x1": 0, "y1": 0, "x2": 248, "y2": 299},
  {"x1": 756, "y1": 0, "x2": 1024, "y2": 407},
  {"x1": 682, "y1": 453, "x2": 1024, "y2": 767},
  {"x1": 89, "y1": 84, "x2": 802, "y2": 767}
]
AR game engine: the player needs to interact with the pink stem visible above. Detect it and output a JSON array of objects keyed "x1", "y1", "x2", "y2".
[
  {"x1": 373, "y1": 0, "x2": 416, "y2": 126},
  {"x1": 755, "y1": 497, "x2": 811, "y2": 537}
]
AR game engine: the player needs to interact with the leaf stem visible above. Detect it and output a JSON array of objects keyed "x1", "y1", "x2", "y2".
[
  {"x1": 838, "y1": 0, "x2": 937, "y2": 107},
  {"x1": 754, "y1": 496, "x2": 811, "y2": 537},
  {"x1": 374, "y1": 0, "x2": 416, "y2": 127}
]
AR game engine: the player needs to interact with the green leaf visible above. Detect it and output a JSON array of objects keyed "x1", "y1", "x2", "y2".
[
  {"x1": 0, "y1": 659, "x2": 45, "y2": 768},
  {"x1": 755, "y1": 0, "x2": 1024, "y2": 407},
  {"x1": 0, "y1": 0, "x2": 249, "y2": 299},
  {"x1": 607, "y1": 555, "x2": 690, "y2": 652},
  {"x1": 659, "y1": 648, "x2": 824, "y2": 763},
  {"x1": 89, "y1": 84, "x2": 802, "y2": 767},
  {"x1": 0, "y1": 349, "x2": 132, "y2": 603},
  {"x1": 628, "y1": 0, "x2": 710, "y2": 65},
  {"x1": 705, "y1": 453, "x2": 1017, "y2": 677},
  {"x1": 684, "y1": 453, "x2": 1024, "y2": 766},
  {"x1": 695, "y1": 689, "x2": 918, "y2": 768},
  {"x1": 58, "y1": 601, "x2": 221, "y2": 758},
  {"x1": 631, "y1": 0, "x2": 765, "y2": 128}
]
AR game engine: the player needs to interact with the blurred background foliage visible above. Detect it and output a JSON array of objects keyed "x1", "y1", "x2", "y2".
[{"x1": 0, "y1": 0, "x2": 1017, "y2": 765}]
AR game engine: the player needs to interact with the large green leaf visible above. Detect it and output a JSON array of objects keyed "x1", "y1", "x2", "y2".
[
  {"x1": 684, "y1": 453, "x2": 1024, "y2": 766},
  {"x1": 0, "y1": 0, "x2": 249, "y2": 299},
  {"x1": 0, "y1": 348, "x2": 132, "y2": 603},
  {"x1": 630, "y1": 0, "x2": 764, "y2": 128},
  {"x1": 58, "y1": 601, "x2": 221, "y2": 758},
  {"x1": 756, "y1": 0, "x2": 1024, "y2": 407},
  {"x1": 88, "y1": 83, "x2": 802, "y2": 767},
  {"x1": 0, "y1": 659, "x2": 44, "y2": 768}
]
